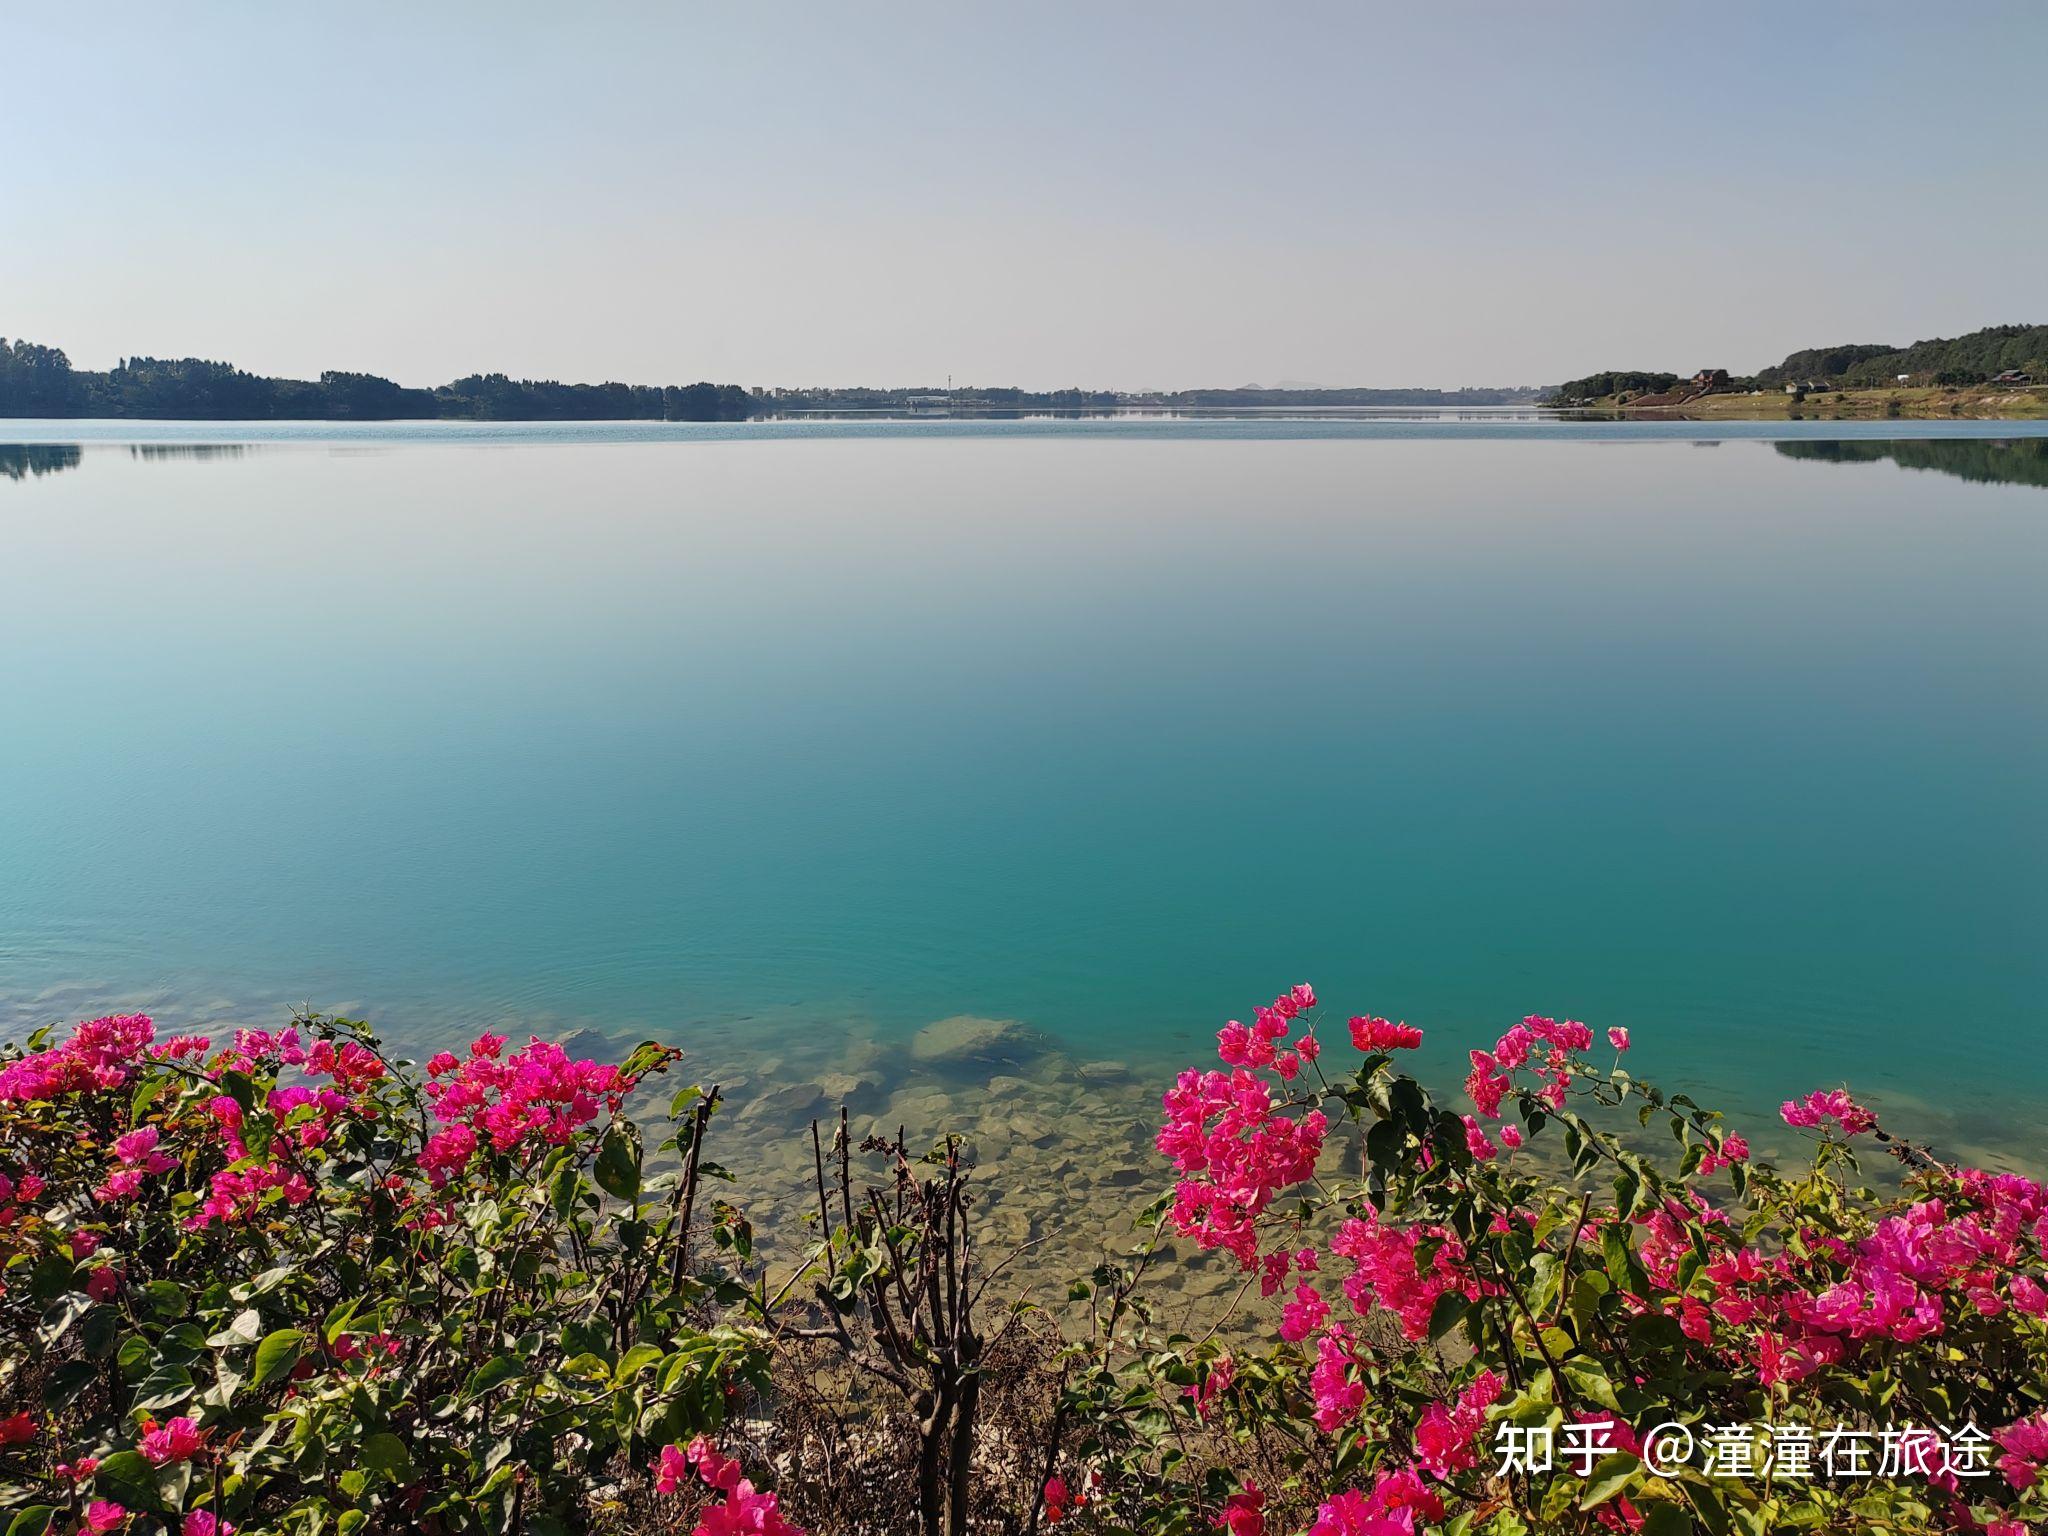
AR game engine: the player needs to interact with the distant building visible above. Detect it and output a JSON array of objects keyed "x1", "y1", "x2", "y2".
[
  {"x1": 1992, "y1": 369, "x2": 2033, "y2": 385},
  {"x1": 1896, "y1": 373, "x2": 1912, "y2": 384},
  {"x1": 1691, "y1": 368, "x2": 1730, "y2": 390}
]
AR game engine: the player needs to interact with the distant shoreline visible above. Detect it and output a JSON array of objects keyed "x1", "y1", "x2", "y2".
[{"x1": 1578, "y1": 383, "x2": 2047, "y2": 422}]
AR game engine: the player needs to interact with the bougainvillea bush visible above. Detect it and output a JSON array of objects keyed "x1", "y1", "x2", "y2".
[
  {"x1": 0, "y1": 1015, "x2": 789, "y2": 1536},
  {"x1": 1049, "y1": 986, "x2": 2048, "y2": 1536},
  {"x1": 6, "y1": 995, "x2": 2047, "y2": 1536}
]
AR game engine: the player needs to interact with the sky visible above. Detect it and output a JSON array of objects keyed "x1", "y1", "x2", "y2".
[{"x1": 5, "y1": 2, "x2": 2045, "y2": 392}]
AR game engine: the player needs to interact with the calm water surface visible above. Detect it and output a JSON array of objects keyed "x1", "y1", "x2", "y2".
[{"x1": 4, "y1": 422, "x2": 2046, "y2": 1161}]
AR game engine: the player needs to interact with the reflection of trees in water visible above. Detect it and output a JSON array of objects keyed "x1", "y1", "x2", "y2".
[
  {"x1": 1774, "y1": 437, "x2": 2048, "y2": 491},
  {"x1": 128, "y1": 443, "x2": 248, "y2": 462},
  {"x1": 0, "y1": 443, "x2": 83, "y2": 480},
  {"x1": 2, "y1": 442, "x2": 257, "y2": 481}
]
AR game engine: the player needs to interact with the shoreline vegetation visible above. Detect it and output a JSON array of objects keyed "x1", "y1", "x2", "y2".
[
  {"x1": 0, "y1": 335, "x2": 1537, "y2": 424},
  {"x1": 4, "y1": 991, "x2": 2047, "y2": 1535},
  {"x1": 5, "y1": 324, "x2": 2034, "y2": 427},
  {"x1": 1550, "y1": 323, "x2": 2048, "y2": 420}
]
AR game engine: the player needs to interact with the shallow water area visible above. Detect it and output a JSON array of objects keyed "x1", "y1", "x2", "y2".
[{"x1": 4, "y1": 419, "x2": 2047, "y2": 1198}]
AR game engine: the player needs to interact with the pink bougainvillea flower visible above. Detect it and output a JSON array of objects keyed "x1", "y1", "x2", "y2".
[
  {"x1": 1157, "y1": 1052, "x2": 1325, "y2": 1270},
  {"x1": 654, "y1": 1442, "x2": 689, "y2": 1494},
  {"x1": 0, "y1": 1411, "x2": 35, "y2": 1446},
  {"x1": 1412, "y1": 1371, "x2": 1503, "y2": 1478},
  {"x1": 1281, "y1": 1281, "x2": 1331, "y2": 1342},
  {"x1": 421, "y1": 1034, "x2": 636, "y2": 1162},
  {"x1": 1349, "y1": 1016, "x2": 1423, "y2": 1052},
  {"x1": 1187, "y1": 1354, "x2": 1234, "y2": 1420},
  {"x1": 1218, "y1": 1480, "x2": 1266, "y2": 1536},
  {"x1": 1308, "y1": 1323, "x2": 1370, "y2": 1433},
  {"x1": 0, "y1": 1013, "x2": 156, "y2": 1103},
  {"x1": 1607, "y1": 1026, "x2": 1630, "y2": 1052},
  {"x1": 1995, "y1": 1413, "x2": 2048, "y2": 1491},
  {"x1": 648, "y1": 1438, "x2": 804, "y2": 1535},
  {"x1": 138, "y1": 1415, "x2": 204, "y2": 1466},
  {"x1": 1524, "y1": 1016, "x2": 1594, "y2": 1053},
  {"x1": 1332, "y1": 1208, "x2": 1482, "y2": 1342},
  {"x1": 1464, "y1": 1051, "x2": 1510, "y2": 1118},
  {"x1": 1462, "y1": 1115, "x2": 1498, "y2": 1162},
  {"x1": 1697, "y1": 1133, "x2": 1749, "y2": 1176},
  {"x1": 112, "y1": 1125, "x2": 172, "y2": 1170},
  {"x1": 1780, "y1": 1088, "x2": 1878, "y2": 1136},
  {"x1": 183, "y1": 1514, "x2": 234, "y2": 1536},
  {"x1": 82, "y1": 1504, "x2": 128, "y2": 1534},
  {"x1": 1043, "y1": 1475, "x2": 1072, "y2": 1524},
  {"x1": 1307, "y1": 1494, "x2": 1411, "y2": 1535}
]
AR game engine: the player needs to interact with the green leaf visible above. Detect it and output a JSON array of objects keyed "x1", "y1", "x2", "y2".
[
  {"x1": 144, "y1": 1280, "x2": 187, "y2": 1320},
  {"x1": 550, "y1": 1159, "x2": 580, "y2": 1220},
  {"x1": 1639, "y1": 1507, "x2": 1694, "y2": 1536},
  {"x1": 323, "y1": 1297, "x2": 363, "y2": 1345},
  {"x1": 94, "y1": 1450, "x2": 165, "y2": 1514},
  {"x1": 1427, "y1": 1291, "x2": 1468, "y2": 1342},
  {"x1": 206, "y1": 1308, "x2": 265, "y2": 1348},
  {"x1": 130, "y1": 1074, "x2": 168, "y2": 1121},
  {"x1": 80, "y1": 1306, "x2": 121, "y2": 1359},
  {"x1": 463, "y1": 1355, "x2": 522, "y2": 1399},
  {"x1": 1578, "y1": 1452, "x2": 1640, "y2": 1509},
  {"x1": 130, "y1": 1362, "x2": 197, "y2": 1413},
  {"x1": 595, "y1": 1122, "x2": 642, "y2": 1203},
  {"x1": 360, "y1": 1432, "x2": 414, "y2": 1479},
  {"x1": 615, "y1": 1343, "x2": 664, "y2": 1383},
  {"x1": 37, "y1": 1294, "x2": 91, "y2": 1347},
  {"x1": 42, "y1": 1359, "x2": 97, "y2": 1409},
  {"x1": 6, "y1": 1507, "x2": 55, "y2": 1536},
  {"x1": 252, "y1": 1327, "x2": 307, "y2": 1389},
  {"x1": 1560, "y1": 1357, "x2": 1622, "y2": 1411}
]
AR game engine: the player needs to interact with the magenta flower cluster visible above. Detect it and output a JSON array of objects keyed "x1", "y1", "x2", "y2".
[{"x1": 652, "y1": 1437, "x2": 804, "y2": 1536}]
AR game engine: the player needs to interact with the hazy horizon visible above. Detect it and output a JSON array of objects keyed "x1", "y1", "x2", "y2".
[{"x1": 6, "y1": 2, "x2": 2045, "y2": 392}]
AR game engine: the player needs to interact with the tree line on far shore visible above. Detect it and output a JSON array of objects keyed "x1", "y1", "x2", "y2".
[
  {"x1": 1548, "y1": 322, "x2": 2048, "y2": 404},
  {"x1": 0, "y1": 338, "x2": 758, "y2": 422},
  {"x1": 2, "y1": 334, "x2": 1549, "y2": 423}
]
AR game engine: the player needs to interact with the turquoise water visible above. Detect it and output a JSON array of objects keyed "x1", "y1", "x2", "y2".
[{"x1": 3, "y1": 422, "x2": 2046, "y2": 1159}]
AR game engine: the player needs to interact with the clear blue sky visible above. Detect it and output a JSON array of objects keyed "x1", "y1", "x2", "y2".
[{"x1": 5, "y1": 2, "x2": 2043, "y2": 390}]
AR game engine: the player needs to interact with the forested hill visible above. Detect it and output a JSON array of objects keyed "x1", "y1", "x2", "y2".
[
  {"x1": 1549, "y1": 324, "x2": 2047, "y2": 403},
  {"x1": 1758, "y1": 324, "x2": 2047, "y2": 387},
  {"x1": 0, "y1": 339, "x2": 757, "y2": 421}
]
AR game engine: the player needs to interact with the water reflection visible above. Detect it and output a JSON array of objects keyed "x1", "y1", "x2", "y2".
[
  {"x1": 129, "y1": 443, "x2": 249, "y2": 463},
  {"x1": 1775, "y1": 437, "x2": 2048, "y2": 490},
  {"x1": 0, "y1": 444, "x2": 82, "y2": 480},
  {"x1": 1, "y1": 442, "x2": 255, "y2": 481}
]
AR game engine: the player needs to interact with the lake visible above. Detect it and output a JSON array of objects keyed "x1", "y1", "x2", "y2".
[{"x1": 4, "y1": 419, "x2": 2047, "y2": 1169}]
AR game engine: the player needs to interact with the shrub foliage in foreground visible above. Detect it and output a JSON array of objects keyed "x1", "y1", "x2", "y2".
[
  {"x1": 1, "y1": 993, "x2": 2046, "y2": 1536},
  {"x1": 0, "y1": 1018, "x2": 785, "y2": 1536}
]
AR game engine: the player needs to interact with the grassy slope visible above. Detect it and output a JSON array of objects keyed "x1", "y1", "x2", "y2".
[{"x1": 1588, "y1": 385, "x2": 2048, "y2": 421}]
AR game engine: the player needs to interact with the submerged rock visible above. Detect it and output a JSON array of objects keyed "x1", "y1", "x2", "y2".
[
  {"x1": 557, "y1": 1027, "x2": 630, "y2": 1063},
  {"x1": 816, "y1": 1070, "x2": 884, "y2": 1111},
  {"x1": 908, "y1": 1015, "x2": 1052, "y2": 1073},
  {"x1": 739, "y1": 1080, "x2": 827, "y2": 1128},
  {"x1": 1076, "y1": 1059, "x2": 1132, "y2": 1083}
]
